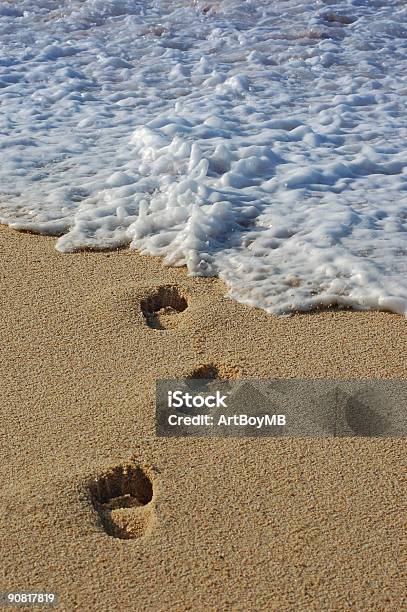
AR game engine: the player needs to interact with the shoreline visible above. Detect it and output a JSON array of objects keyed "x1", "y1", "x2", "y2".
[{"x1": 1, "y1": 225, "x2": 406, "y2": 610}]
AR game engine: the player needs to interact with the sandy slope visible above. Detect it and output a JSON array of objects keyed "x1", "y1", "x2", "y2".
[{"x1": 0, "y1": 225, "x2": 406, "y2": 611}]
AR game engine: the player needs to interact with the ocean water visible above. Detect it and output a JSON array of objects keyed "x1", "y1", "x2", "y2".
[{"x1": 0, "y1": 0, "x2": 406, "y2": 315}]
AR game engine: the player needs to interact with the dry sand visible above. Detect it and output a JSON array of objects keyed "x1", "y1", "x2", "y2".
[{"x1": 0, "y1": 224, "x2": 406, "y2": 611}]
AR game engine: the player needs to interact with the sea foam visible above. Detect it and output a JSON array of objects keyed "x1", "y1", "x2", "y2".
[{"x1": 0, "y1": 0, "x2": 406, "y2": 314}]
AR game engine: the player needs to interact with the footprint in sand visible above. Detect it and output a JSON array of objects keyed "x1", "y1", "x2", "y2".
[
  {"x1": 89, "y1": 464, "x2": 156, "y2": 540},
  {"x1": 175, "y1": 363, "x2": 241, "y2": 415},
  {"x1": 344, "y1": 388, "x2": 390, "y2": 437},
  {"x1": 186, "y1": 363, "x2": 242, "y2": 382},
  {"x1": 184, "y1": 362, "x2": 242, "y2": 393},
  {"x1": 140, "y1": 285, "x2": 188, "y2": 330},
  {"x1": 175, "y1": 364, "x2": 224, "y2": 414},
  {"x1": 186, "y1": 363, "x2": 220, "y2": 384},
  {"x1": 319, "y1": 386, "x2": 391, "y2": 437}
]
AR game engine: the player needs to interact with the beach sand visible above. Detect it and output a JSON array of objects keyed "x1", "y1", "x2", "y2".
[{"x1": 1, "y1": 224, "x2": 406, "y2": 610}]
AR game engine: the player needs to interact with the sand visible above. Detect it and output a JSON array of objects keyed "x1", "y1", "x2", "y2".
[{"x1": 0, "y1": 224, "x2": 406, "y2": 611}]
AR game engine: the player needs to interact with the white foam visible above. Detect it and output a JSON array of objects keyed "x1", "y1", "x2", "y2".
[{"x1": 0, "y1": 0, "x2": 406, "y2": 315}]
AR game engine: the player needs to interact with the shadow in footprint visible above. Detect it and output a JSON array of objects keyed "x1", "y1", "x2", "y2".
[
  {"x1": 174, "y1": 362, "x2": 241, "y2": 416},
  {"x1": 319, "y1": 386, "x2": 391, "y2": 437},
  {"x1": 344, "y1": 389, "x2": 390, "y2": 437},
  {"x1": 140, "y1": 286, "x2": 188, "y2": 330},
  {"x1": 89, "y1": 464, "x2": 155, "y2": 540},
  {"x1": 184, "y1": 362, "x2": 242, "y2": 393},
  {"x1": 186, "y1": 362, "x2": 242, "y2": 382},
  {"x1": 186, "y1": 364, "x2": 220, "y2": 385},
  {"x1": 174, "y1": 364, "x2": 223, "y2": 414}
]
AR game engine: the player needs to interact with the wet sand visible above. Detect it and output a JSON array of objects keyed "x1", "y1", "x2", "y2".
[{"x1": 1, "y1": 225, "x2": 406, "y2": 611}]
